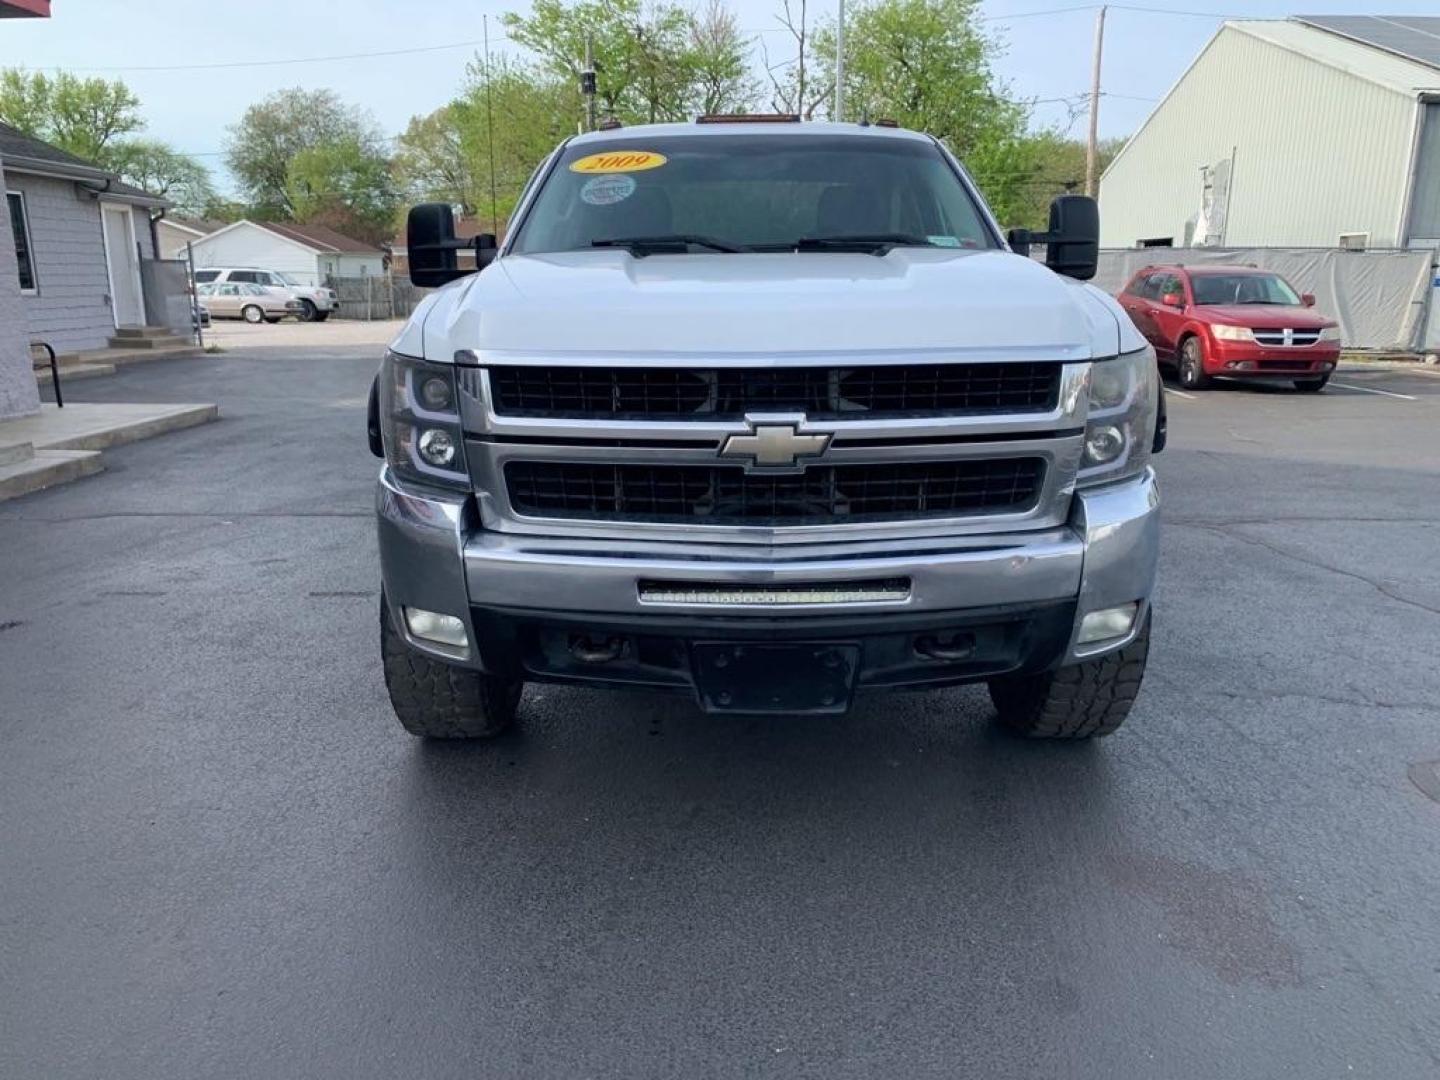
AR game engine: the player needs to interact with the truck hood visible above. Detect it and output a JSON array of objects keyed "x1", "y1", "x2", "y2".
[{"x1": 398, "y1": 249, "x2": 1142, "y2": 363}]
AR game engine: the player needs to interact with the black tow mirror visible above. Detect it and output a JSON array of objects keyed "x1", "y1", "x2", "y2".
[
  {"x1": 475, "y1": 232, "x2": 498, "y2": 269},
  {"x1": 407, "y1": 203, "x2": 474, "y2": 287},
  {"x1": 1041, "y1": 195, "x2": 1099, "y2": 281},
  {"x1": 1006, "y1": 228, "x2": 1032, "y2": 257}
]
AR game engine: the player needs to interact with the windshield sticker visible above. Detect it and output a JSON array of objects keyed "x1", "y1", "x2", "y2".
[
  {"x1": 928, "y1": 235, "x2": 961, "y2": 248},
  {"x1": 580, "y1": 174, "x2": 637, "y2": 206},
  {"x1": 569, "y1": 150, "x2": 668, "y2": 173}
]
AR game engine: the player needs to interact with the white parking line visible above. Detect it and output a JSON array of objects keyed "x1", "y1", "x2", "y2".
[
  {"x1": 1329, "y1": 381, "x2": 1417, "y2": 401},
  {"x1": 1164, "y1": 387, "x2": 1197, "y2": 400}
]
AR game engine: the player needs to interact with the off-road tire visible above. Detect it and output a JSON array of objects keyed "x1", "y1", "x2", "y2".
[
  {"x1": 1293, "y1": 374, "x2": 1330, "y2": 392},
  {"x1": 241, "y1": 304, "x2": 264, "y2": 324},
  {"x1": 1178, "y1": 337, "x2": 1212, "y2": 389},
  {"x1": 297, "y1": 298, "x2": 318, "y2": 322},
  {"x1": 987, "y1": 613, "x2": 1151, "y2": 739},
  {"x1": 314, "y1": 310, "x2": 331, "y2": 322},
  {"x1": 380, "y1": 598, "x2": 521, "y2": 739}
]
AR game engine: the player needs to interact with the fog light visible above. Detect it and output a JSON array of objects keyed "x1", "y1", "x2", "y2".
[
  {"x1": 1321, "y1": 362, "x2": 1335, "y2": 371},
  {"x1": 1077, "y1": 602, "x2": 1139, "y2": 645},
  {"x1": 404, "y1": 607, "x2": 469, "y2": 648},
  {"x1": 1083, "y1": 425, "x2": 1125, "y2": 467},
  {"x1": 417, "y1": 427, "x2": 456, "y2": 467},
  {"x1": 1235, "y1": 361, "x2": 1256, "y2": 371}
]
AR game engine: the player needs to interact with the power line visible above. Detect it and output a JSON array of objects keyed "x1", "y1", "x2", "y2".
[{"x1": 46, "y1": 37, "x2": 511, "y2": 74}]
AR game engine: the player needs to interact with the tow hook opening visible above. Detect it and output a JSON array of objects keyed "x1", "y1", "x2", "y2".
[
  {"x1": 569, "y1": 633, "x2": 628, "y2": 664},
  {"x1": 914, "y1": 631, "x2": 976, "y2": 662}
]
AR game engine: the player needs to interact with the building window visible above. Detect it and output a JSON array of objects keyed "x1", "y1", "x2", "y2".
[{"x1": 7, "y1": 190, "x2": 38, "y2": 294}]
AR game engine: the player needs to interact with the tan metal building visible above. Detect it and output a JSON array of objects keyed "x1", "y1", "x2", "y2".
[{"x1": 1099, "y1": 17, "x2": 1440, "y2": 250}]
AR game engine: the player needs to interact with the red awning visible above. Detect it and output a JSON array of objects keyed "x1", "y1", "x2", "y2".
[{"x1": 0, "y1": 0, "x2": 52, "y2": 16}]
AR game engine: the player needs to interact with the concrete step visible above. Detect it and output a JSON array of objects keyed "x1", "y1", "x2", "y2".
[
  {"x1": 0, "y1": 441, "x2": 35, "y2": 467},
  {"x1": 113, "y1": 325, "x2": 180, "y2": 340},
  {"x1": 0, "y1": 448, "x2": 103, "y2": 501},
  {"x1": 36, "y1": 362, "x2": 117, "y2": 385},
  {"x1": 106, "y1": 334, "x2": 191, "y2": 350},
  {"x1": 14, "y1": 403, "x2": 219, "y2": 453},
  {"x1": 78, "y1": 344, "x2": 204, "y2": 367}
]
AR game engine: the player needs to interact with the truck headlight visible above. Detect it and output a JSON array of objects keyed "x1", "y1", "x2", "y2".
[
  {"x1": 1078, "y1": 346, "x2": 1158, "y2": 489},
  {"x1": 378, "y1": 349, "x2": 467, "y2": 489}
]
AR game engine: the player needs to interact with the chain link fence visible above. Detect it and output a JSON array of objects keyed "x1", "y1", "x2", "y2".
[{"x1": 324, "y1": 274, "x2": 429, "y2": 321}]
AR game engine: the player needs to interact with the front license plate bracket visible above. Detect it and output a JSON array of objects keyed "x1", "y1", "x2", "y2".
[{"x1": 691, "y1": 641, "x2": 859, "y2": 715}]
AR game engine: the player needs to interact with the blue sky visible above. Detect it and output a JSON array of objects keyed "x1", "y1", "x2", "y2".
[{"x1": 3, "y1": 0, "x2": 1436, "y2": 196}]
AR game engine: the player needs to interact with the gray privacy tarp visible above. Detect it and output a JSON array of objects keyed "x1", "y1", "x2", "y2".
[
  {"x1": 1094, "y1": 248, "x2": 1436, "y2": 351},
  {"x1": 140, "y1": 259, "x2": 194, "y2": 338}
]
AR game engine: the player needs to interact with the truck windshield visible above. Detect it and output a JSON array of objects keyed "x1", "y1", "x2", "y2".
[{"x1": 509, "y1": 133, "x2": 997, "y2": 255}]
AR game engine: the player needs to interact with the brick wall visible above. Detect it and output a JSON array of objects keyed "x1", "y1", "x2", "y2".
[{"x1": 0, "y1": 154, "x2": 41, "y2": 419}]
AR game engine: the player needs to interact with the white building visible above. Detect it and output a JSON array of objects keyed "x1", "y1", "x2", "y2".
[
  {"x1": 185, "y1": 220, "x2": 385, "y2": 285},
  {"x1": 1099, "y1": 16, "x2": 1440, "y2": 251}
]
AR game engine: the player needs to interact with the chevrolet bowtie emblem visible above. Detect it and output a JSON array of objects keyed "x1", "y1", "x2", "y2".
[{"x1": 719, "y1": 420, "x2": 831, "y2": 470}]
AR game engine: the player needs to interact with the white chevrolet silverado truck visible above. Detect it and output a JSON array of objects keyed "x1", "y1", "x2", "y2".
[{"x1": 368, "y1": 119, "x2": 1163, "y2": 740}]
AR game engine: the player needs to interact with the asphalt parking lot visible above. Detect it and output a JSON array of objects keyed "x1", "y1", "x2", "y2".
[{"x1": 2, "y1": 348, "x2": 1439, "y2": 1078}]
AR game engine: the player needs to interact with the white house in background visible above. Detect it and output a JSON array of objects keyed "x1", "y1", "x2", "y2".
[
  {"x1": 1099, "y1": 15, "x2": 1440, "y2": 250},
  {"x1": 185, "y1": 220, "x2": 385, "y2": 285},
  {"x1": 155, "y1": 217, "x2": 222, "y2": 261}
]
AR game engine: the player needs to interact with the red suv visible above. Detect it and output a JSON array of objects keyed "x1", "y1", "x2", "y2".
[{"x1": 1117, "y1": 265, "x2": 1341, "y2": 392}]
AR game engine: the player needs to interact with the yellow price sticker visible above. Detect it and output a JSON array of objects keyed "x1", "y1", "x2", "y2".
[{"x1": 569, "y1": 150, "x2": 668, "y2": 174}]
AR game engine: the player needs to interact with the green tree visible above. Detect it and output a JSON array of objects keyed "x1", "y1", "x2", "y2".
[
  {"x1": 225, "y1": 88, "x2": 388, "y2": 218},
  {"x1": 284, "y1": 137, "x2": 399, "y2": 245},
  {"x1": 0, "y1": 69, "x2": 142, "y2": 161},
  {"x1": 105, "y1": 139, "x2": 217, "y2": 217},
  {"x1": 813, "y1": 0, "x2": 1035, "y2": 223},
  {"x1": 503, "y1": 0, "x2": 700, "y2": 124},
  {"x1": 1008, "y1": 131, "x2": 1126, "y2": 230},
  {"x1": 688, "y1": 0, "x2": 757, "y2": 115},
  {"x1": 397, "y1": 57, "x2": 578, "y2": 233},
  {"x1": 395, "y1": 103, "x2": 476, "y2": 214}
]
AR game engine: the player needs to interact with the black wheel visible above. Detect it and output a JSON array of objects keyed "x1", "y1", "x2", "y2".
[
  {"x1": 296, "y1": 298, "x2": 318, "y2": 322},
  {"x1": 1293, "y1": 374, "x2": 1330, "y2": 392},
  {"x1": 1178, "y1": 337, "x2": 1212, "y2": 389},
  {"x1": 241, "y1": 304, "x2": 265, "y2": 324},
  {"x1": 314, "y1": 310, "x2": 331, "y2": 323},
  {"x1": 988, "y1": 612, "x2": 1150, "y2": 739},
  {"x1": 380, "y1": 596, "x2": 521, "y2": 739},
  {"x1": 264, "y1": 316, "x2": 282, "y2": 324}
]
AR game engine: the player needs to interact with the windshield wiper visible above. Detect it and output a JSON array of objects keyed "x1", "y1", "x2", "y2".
[
  {"x1": 591, "y1": 235, "x2": 748, "y2": 255},
  {"x1": 794, "y1": 233, "x2": 934, "y2": 255}
]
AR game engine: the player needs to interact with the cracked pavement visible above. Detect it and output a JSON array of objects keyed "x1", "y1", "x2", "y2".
[{"x1": 2, "y1": 349, "x2": 1439, "y2": 1079}]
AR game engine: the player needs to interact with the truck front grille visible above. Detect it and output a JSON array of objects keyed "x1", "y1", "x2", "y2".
[
  {"x1": 505, "y1": 458, "x2": 1044, "y2": 525},
  {"x1": 489, "y1": 363, "x2": 1060, "y2": 420}
]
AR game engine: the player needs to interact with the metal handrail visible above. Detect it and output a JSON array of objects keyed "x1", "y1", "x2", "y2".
[{"x1": 30, "y1": 340, "x2": 62, "y2": 408}]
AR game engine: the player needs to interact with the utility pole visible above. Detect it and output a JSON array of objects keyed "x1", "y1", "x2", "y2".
[
  {"x1": 582, "y1": 33, "x2": 597, "y2": 131},
  {"x1": 834, "y1": 0, "x2": 845, "y2": 122},
  {"x1": 1085, "y1": 5, "x2": 1107, "y2": 197}
]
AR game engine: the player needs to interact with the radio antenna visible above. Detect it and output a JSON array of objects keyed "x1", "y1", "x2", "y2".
[{"x1": 484, "y1": 13, "x2": 500, "y2": 235}]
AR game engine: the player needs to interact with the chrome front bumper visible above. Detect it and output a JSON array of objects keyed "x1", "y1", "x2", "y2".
[{"x1": 377, "y1": 466, "x2": 1159, "y2": 673}]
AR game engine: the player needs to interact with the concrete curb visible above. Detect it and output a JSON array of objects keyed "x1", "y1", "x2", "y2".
[
  {"x1": 0, "y1": 449, "x2": 104, "y2": 501},
  {"x1": 0, "y1": 403, "x2": 219, "y2": 504}
]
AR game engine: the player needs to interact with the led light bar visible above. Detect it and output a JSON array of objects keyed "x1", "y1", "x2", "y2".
[{"x1": 638, "y1": 579, "x2": 911, "y2": 606}]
